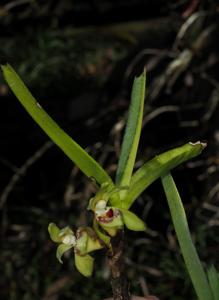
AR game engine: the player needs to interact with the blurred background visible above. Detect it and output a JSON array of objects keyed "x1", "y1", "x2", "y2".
[{"x1": 0, "y1": 1, "x2": 219, "y2": 299}]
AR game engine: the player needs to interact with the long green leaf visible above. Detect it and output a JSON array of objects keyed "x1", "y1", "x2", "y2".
[
  {"x1": 123, "y1": 142, "x2": 206, "y2": 209},
  {"x1": 161, "y1": 173, "x2": 213, "y2": 300},
  {"x1": 1, "y1": 64, "x2": 112, "y2": 185},
  {"x1": 116, "y1": 70, "x2": 146, "y2": 188},
  {"x1": 207, "y1": 265, "x2": 219, "y2": 300}
]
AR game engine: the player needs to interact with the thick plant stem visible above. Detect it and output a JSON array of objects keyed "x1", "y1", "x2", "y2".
[{"x1": 108, "y1": 230, "x2": 130, "y2": 300}]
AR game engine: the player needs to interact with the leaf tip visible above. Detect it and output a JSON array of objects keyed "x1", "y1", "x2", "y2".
[
  {"x1": 1, "y1": 62, "x2": 11, "y2": 70},
  {"x1": 1, "y1": 63, "x2": 7, "y2": 74},
  {"x1": 189, "y1": 141, "x2": 207, "y2": 150},
  {"x1": 134, "y1": 67, "x2": 146, "y2": 80},
  {"x1": 1, "y1": 63, "x2": 14, "y2": 80}
]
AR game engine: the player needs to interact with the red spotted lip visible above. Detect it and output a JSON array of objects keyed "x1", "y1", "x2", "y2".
[
  {"x1": 106, "y1": 208, "x2": 114, "y2": 218},
  {"x1": 96, "y1": 208, "x2": 115, "y2": 223}
]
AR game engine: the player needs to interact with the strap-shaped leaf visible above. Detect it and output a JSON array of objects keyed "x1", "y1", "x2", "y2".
[
  {"x1": 162, "y1": 173, "x2": 213, "y2": 300},
  {"x1": 116, "y1": 70, "x2": 146, "y2": 188},
  {"x1": 1, "y1": 64, "x2": 112, "y2": 186},
  {"x1": 207, "y1": 265, "x2": 219, "y2": 300},
  {"x1": 123, "y1": 142, "x2": 206, "y2": 209}
]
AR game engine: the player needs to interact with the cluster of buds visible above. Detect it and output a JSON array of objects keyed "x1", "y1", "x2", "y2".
[{"x1": 48, "y1": 223, "x2": 103, "y2": 277}]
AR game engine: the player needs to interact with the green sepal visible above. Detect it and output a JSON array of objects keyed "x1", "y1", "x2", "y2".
[
  {"x1": 74, "y1": 253, "x2": 94, "y2": 277},
  {"x1": 75, "y1": 230, "x2": 88, "y2": 255},
  {"x1": 87, "y1": 197, "x2": 95, "y2": 211},
  {"x1": 56, "y1": 244, "x2": 73, "y2": 264},
  {"x1": 86, "y1": 234, "x2": 103, "y2": 253},
  {"x1": 59, "y1": 226, "x2": 74, "y2": 238},
  {"x1": 108, "y1": 186, "x2": 129, "y2": 207},
  {"x1": 93, "y1": 219, "x2": 111, "y2": 248},
  {"x1": 119, "y1": 208, "x2": 146, "y2": 231},
  {"x1": 48, "y1": 223, "x2": 61, "y2": 243},
  {"x1": 100, "y1": 227, "x2": 117, "y2": 237}
]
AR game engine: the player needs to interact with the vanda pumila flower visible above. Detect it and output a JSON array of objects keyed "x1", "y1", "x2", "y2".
[
  {"x1": 88, "y1": 182, "x2": 146, "y2": 237},
  {"x1": 48, "y1": 223, "x2": 103, "y2": 277}
]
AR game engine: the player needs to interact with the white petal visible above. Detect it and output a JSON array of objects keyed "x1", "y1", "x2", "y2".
[
  {"x1": 62, "y1": 234, "x2": 76, "y2": 246},
  {"x1": 95, "y1": 200, "x2": 107, "y2": 210}
]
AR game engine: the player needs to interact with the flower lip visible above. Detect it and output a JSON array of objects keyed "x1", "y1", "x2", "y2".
[
  {"x1": 106, "y1": 208, "x2": 114, "y2": 218},
  {"x1": 96, "y1": 208, "x2": 120, "y2": 223}
]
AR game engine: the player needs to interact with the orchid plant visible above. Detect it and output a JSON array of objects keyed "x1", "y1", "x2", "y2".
[{"x1": 2, "y1": 64, "x2": 219, "y2": 300}]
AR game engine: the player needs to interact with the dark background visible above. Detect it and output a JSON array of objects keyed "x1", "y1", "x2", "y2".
[{"x1": 0, "y1": 1, "x2": 219, "y2": 299}]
